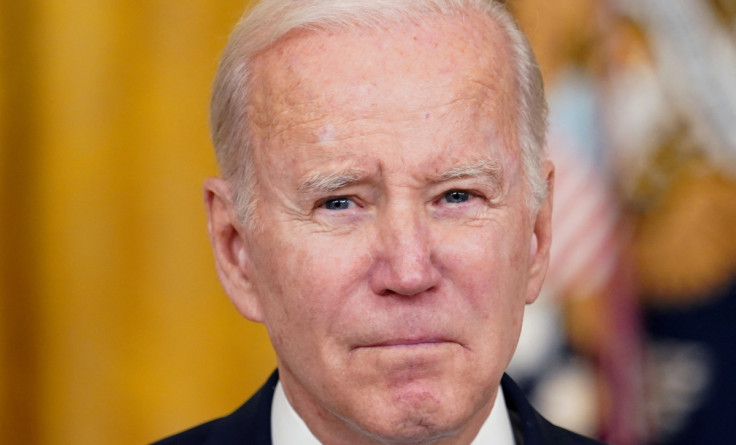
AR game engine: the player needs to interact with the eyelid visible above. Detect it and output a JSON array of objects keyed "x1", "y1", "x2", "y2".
[
  {"x1": 440, "y1": 177, "x2": 502, "y2": 200},
  {"x1": 438, "y1": 187, "x2": 477, "y2": 198}
]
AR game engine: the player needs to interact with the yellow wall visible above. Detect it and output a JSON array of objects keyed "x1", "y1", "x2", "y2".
[{"x1": 1, "y1": 1, "x2": 276, "y2": 443}]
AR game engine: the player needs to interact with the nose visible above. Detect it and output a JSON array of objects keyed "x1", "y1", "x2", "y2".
[{"x1": 369, "y1": 206, "x2": 441, "y2": 297}]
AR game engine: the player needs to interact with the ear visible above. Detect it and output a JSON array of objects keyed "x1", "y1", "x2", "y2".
[
  {"x1": 203, "y1": 177, "x2": 265, "y2": 322},
  {"x1": 525, "y1": 161, "x2": 554, "y2": 305}
]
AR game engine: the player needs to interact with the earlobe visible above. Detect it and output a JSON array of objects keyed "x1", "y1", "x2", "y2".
[
  {"x1": 525, "y1": 161, "x2": 554, "y2": 305},
  {"x1": 203, "y1": 177, "x2": 265, "y2": 322}
]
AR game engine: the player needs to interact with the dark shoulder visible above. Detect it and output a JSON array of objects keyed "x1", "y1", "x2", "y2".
[
  {"x1": 150, "y1": 371, "x2": 279, "y2": 445},
  {"x1": 150, "y1": 420, "x2": 219, "y2": 445},
  {"x1": 536, "y1": 415, "x2": 608, "y2": 445}
]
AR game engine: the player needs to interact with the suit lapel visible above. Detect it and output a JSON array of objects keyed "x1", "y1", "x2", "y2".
[{"x1": 502, "y1": 374, "x2": 605, "y2": 445}]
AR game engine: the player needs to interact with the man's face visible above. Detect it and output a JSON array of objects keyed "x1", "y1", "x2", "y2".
[{"x1": 210, "y1": 12, "x2": 552, "y2": 445}]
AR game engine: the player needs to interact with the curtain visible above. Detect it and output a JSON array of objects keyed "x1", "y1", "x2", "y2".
[{"x1": 0, "y1": 1, "x2": 276, "y2": 443}]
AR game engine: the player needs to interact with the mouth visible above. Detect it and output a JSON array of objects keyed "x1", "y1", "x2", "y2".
[{"x1": 355, "y1": 337, "x2": 454, "y2": 350}]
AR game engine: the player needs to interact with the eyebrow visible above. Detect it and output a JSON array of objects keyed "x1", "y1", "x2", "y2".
[
  {"x1": 296, "y1": 159, "x2": 503, "y2": 195},
  {"x1": 297, "y1": 168, "x2": 369, "y2": 194},
  {"x1": 432, "y1": 159, "x2": 503, "y2": 185}
]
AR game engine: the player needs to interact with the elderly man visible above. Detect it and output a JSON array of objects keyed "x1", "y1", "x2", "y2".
[{"x1": 156, "y1": 0, "x2": 605, "y2": 444}]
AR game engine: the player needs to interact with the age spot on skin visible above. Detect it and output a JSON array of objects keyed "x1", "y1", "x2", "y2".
[{"x1": 318, "y1": 124, "x2": 336, "y2": 143}]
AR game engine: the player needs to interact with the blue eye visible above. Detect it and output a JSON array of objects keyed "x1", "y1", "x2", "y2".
[
  {"x1": 323, "y1": 197, "x2": 353, "y2": 210},
  {"x1": 443, "y1": 190, "x2": 470, "y2": 204}
]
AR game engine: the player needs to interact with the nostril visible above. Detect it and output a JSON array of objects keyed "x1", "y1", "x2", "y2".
[{"x1": 376, "y1": 285, "x2": 437, "y2": 299}]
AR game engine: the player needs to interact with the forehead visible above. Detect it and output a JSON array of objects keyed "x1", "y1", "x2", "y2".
[{"x1": 246, "y1": 11, "x2": 517, "y2": 141}]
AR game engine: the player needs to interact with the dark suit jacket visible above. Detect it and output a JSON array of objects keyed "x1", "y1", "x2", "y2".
[{"x1": 153, "y1": 371, "x2": 606, "y2": 444}]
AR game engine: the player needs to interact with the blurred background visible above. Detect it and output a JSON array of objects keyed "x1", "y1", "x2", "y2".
[{"x1": 1, "y1": 0, "x2": 734, "y2": 443}]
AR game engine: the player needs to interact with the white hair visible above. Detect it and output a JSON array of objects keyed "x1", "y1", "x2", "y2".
[{"x1": 210, "y1": 0, "x2": 548, "y2": 224}]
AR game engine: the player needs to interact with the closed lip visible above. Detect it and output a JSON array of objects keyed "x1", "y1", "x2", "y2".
[{"x1": 358, "y1": 337, "x2": 451, "y2": 349}]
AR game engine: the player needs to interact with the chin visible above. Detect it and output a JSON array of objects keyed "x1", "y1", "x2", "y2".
[
  {"x1": 349, "y1": 384, "x2": 471, "y2": 444},
  {"x1": 354, "y1": 415, "x2": 460, "y2": 445}
]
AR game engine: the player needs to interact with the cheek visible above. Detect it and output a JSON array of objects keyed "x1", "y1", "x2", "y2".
[
  {"x1": 254, "y1": 228, "x2": 372, "y2": 325},
  {"x1": 440, "y1": 221, "x2": 529, "y2": 299}
]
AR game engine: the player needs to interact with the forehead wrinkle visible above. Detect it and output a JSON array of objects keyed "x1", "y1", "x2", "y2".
[{"x1": 304, "y1": 93, "x2": 489, "y2": 145}]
